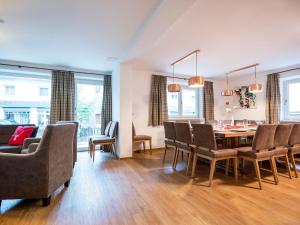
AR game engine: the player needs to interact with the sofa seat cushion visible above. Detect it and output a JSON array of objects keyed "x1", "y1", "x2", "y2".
[
  {"x1": 237, "y1": 146, "x2": 273, "y2": 159},
  {"x1": 0, "y1": 145, "x2": 22, "y2": 154},
  {"x1": 195, "y1": 148, "x2": 237, "y2": 158}
]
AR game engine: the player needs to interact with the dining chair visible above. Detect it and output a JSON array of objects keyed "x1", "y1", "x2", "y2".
[
  {"x1": 271, "y1": 124, "x2": 293, "y2": 180},
  {"x1": 132, "y1": 123, "x2": 152, "y2": 154},
  {"x1": 163, "y1": 121, "x2": 176, "y2": 163},
  {"x1": 288, "y1": 124, "x2": 300, "y2": 178},
  {"x1": 236, "y1": 124, "x2": 278, "y2": 189},
  {"x1": 191, "y1": 124, "x2": 238, "y2": 187},
  {"x1": 173, "y1": 122, "x2": 193, "y2": 175}
]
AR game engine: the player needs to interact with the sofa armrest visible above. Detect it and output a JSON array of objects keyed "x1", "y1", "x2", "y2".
[
  {"x1": 0, "y1": 151, "x2": 48, "y2": 198},
  {"x1": 23, "y1": 137, "x2": 41, "y2": 149}
]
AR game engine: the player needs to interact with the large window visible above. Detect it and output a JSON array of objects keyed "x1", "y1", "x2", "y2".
[
  {"x1": 167, "y1": 84, "x2": 203, "y2": 118},
  {"x1": 0, "y1": 72, "x2": 51, "y2": 137},
  {"x1": 281, "y1": 77, "x2": 300, "y2": 121},
  {"x1": 75, "y1": 76, "x2": 103, "y2": 150}
]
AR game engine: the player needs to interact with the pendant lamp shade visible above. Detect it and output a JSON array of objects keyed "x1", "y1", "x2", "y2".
[
  {"x1": 249, "y1": 66, "x2": 262, "y2": 93},
  {"x1": 221, "y1": 74, "x2": 233, "y2": 96},
  {"x1": 188, "y1": 50, "x2": 204, "y2": 88},
  {"x1": 168, "y1": 65, "x2": 181, "y2": 92}
]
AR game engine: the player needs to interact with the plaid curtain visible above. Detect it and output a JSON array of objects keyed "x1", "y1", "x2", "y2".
[
  {"x1": 203, "y1": 81, "x2": 214, "y2": 122},
  {"x1": 50, "y1": 71, "x2": 75, "y2": 124},
  {"x1": 149, "y1": 75, "x2": 168, "y2": 126},
  {"x1": 101, "y1": 75, "x2": 112, "y2": 134},
  {"x1": 266, "y1": 73, "x2": 280, "y2": 124}
]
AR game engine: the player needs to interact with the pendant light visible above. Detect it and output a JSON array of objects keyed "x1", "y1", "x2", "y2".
[
  {"x1": 249, "y1": 65, "x2": 262, "y2": 93},
  {"x1": 167, "y1": 65, "x2": 181, "y2": 92},
  {"x1": 221, "y1": 73, "x2": 233, "y2": 96},
  {"x1": 188, "y1": 51, "x2": 204, "y2": 88}
]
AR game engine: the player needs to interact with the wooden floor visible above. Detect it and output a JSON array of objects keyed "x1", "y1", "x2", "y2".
[{"x1": 1, "y1": 150, "x2": 300, "y2": 225}]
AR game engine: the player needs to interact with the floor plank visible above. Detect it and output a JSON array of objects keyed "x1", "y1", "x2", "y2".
[{"x1": 1, "y1": 150, "x2": 300, "y2": 225}]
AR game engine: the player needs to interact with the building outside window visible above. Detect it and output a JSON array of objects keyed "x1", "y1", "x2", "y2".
[
  {"x1": 39, "y1": 87, "x2": 49, "y2": 96},
  {"x1": 167, "y1": 82, "x2": 203, "y2": 118},
  {"x1": 5, "y1": 85, "x2": 15, "y2": 96},
  {"x1": 281, "y1": 76, "x2": 300, "y2": 121}
]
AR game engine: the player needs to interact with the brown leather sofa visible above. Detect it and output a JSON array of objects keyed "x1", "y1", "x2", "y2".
[
  {"x1": 0, "y1": 124, "x2": 38, "y2": 154},
  {"x1": 0, "y1": 123, "x2": 76, "y2": 208}
]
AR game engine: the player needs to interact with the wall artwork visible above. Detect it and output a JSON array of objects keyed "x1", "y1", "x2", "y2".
[{"x1": 234, "y1": 86, "x2": 256, "y2": 109}]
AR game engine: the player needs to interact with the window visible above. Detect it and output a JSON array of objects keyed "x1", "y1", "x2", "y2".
[
  {"x1": 75, "y1": 76, "x2": 103, "y2": 150},
  {"x1": 5, "y1": 85, "x2": 15, "y2": 95},
  {"x1": 281, "y1": 77, "x2": 300, "y2": 121},
  {"x1": 167, "y1": 84, "x2": 203, "y2": 118},
  {"x1": 39, "y1": 87, "x2": 49, "y2": 96},
  {"x1": 0, "y1": 72, "x2": 51, "y2": 137}
]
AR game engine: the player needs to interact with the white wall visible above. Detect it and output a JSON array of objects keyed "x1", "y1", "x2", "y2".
[
  {"x1": 214, "y1": 64, "x2": 300, "y2": 121},
  {"x1": 132, "y1": 69, "x2": 165, "y2": 149}
]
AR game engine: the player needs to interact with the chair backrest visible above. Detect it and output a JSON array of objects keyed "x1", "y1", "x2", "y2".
[
  {"x1": 163, "y1": 121, "x2": 176, "y2": 140},
  {"x1": 174, "y1": 122, "x2": 192, "y2": 145},
  {"x1": 274, "y1": 124, "x2": 293, "y2": 147},
  {"x1": 104, "y1": 121, "x2": 112, "y2": 136},
  {"x1": 38, "y1": 123, "x2": 76, "y2": 193},
  {"x1": 289, "y1": 124, "x2": 300, "y2": 146},
  {"x1": 132, "y1": 123, "x2": 136, "y2": 137},
  {"x1": 56, "y1": 121, "x2": 79, "y2": 163},
  {"x1": 252, "y1": 124, "x2": 277, "y2": 151},
  {"x1": 109, "y1": 121, "x2": 118, "y2": 138},
  {"x1": 192, "y1": 124, "x2": 217, "y2": 150}
]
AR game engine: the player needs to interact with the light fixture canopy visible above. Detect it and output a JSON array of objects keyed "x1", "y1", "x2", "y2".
[
  {"x1": 168, "y1": 65, "x2": 181, "y2": 92},
  {"x1": 221, "y1": 73, "x2": 233, "y2": 96},
  {"x1": 188, "y1": 50, "x2": 204, "y2": 88},
  {"x1": 248, "y1": 66, "x2": 262, "y2": 93}
]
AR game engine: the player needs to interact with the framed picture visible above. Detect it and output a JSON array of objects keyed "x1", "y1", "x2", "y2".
[{"x1": 234, "y1": 86, "x2": 256, "y2": 109}]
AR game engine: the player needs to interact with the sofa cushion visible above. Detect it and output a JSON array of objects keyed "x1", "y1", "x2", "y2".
[
  {"x1": 0, "y1": 124, "x2": 37, "y2": 144},
  {"x1": 0, "y1": 145, "x2": 22, "y2": 154},
  {"x1": 8, "y1": 126, "x2": 35, "y2": 145}
]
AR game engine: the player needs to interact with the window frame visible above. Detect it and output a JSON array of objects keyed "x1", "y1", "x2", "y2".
[
  {"x1": 167, "y1": 84, "x2": 202, "y2": 119},
  {"x1": 281, "y1": 77, "x2": 300, "y2": 121}
]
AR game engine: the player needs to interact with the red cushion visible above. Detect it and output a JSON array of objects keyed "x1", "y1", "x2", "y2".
[{"x1": 8, "y1": 126, "x2": 35, "y2": 146}]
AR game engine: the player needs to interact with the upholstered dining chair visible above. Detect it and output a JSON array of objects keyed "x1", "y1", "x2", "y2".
[
  {"x1": 191, "y1": 124, "x2": 238, "y2": 186},
  {"x1": 173, "y1": 122, "x2": 193, "y2": 175},
  {"x1": 271, "y1": 124, "x2": 293, "y2": 180},
  {"x1": 236, "y1": 124, "x2": 278, "y2": 189},
  {"x1": 163, "y1": 121, "x2": 176, "y2": 163},
  {"x1": 132, "y1": 123, "x2": 152, "y2": 154},
  {"x1": 288, "y1": 124, "x2": 300, "y2": 178}
]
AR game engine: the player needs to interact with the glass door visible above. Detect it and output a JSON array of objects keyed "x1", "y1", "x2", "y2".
[{"x1": 75, "y1": 77, "x2": 103, "y2": 150}]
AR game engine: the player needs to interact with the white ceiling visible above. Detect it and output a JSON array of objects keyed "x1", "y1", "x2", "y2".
[{"x1": 1, "y1": 0, "x2": 300, "y2": 77}]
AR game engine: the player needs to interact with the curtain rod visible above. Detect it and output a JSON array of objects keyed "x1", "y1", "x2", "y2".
[
  {"x1": 277, "y1": 67, "x2": 300, "y2": 74},
  {"x1": 0, "y1": 63, "x2": 109, "y2": 76}
]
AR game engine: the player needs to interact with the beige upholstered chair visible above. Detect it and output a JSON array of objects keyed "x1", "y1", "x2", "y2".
[
  {"x1": 0, "y1": 124, "x2": 76, "y2": 208},
  {"x1": 191, "y1": 124, "x2": 238, "y2": 186},
  {"x1": 163, "y1": 121, "x2": 176, "y2": 162},
  {"x1": 288, "y1": 124, "x2": 300, "y2": 178},
  {"x1": 236, "y1": 125, "x2": 278, "y2": 189},
  {"x1": 132, "y1": 123, "x2": 152, "y2": 154}
]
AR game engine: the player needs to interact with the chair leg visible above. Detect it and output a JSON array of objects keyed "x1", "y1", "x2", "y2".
[
  {"x1": 186, "y1": 152, "x2": 192, "y2": 176},
  {"x1": 163, "y1": 145, "x2": 168, "y2": 163},
  {"x1": 0, "y1": 200, "x2": 2, "y2": 208},
  {"x1": 92, "y1": 144, "x2": 96, "y2": 163},
  {"x1": 42, "y1": 196, "x2": 52, "y2": 207},
  {"x1": 181, "y1": 151, "x2": 184, "y2": 160},
  {"x1": 64, "y1": 180, "x2": 70, "y2": 187},
  {"x1": 149, "y1": 139, "x2": 152, "y2": 155},
  {"x1": 225, "y1": 159, "x2": 230, "y2": 176},
  {"x1": 142, "y1": 142, "x2": 146, "y2": 153},
  {"x1": 233, "y1": 158, "x2": 238, "y2": 181},
  {"x1": 290, "y1": 154, "x2": 298, "y2": 178},
  {"x1": 271, "y1": 157, "x2": 279, "y2": 184},
  {"x1": 172, "y1": 148, "x2": 178, "y2": 168},
  {"x1": 191, "y1": 154, "x2": 198, "y2": 178},
  {"x1": 253, "y1": 160, "x2": 262, "y2": 190},
  {"x1": 269, "y1": 158, "x2": 278, "y2": 185},
  {"x1": 174, "y1": 149, "x2": 180, "y2": 170},
  {"x1": 284, "y1": 154, "x2": 292, "y2": 179},
  {"x1": 208, "y1": 159, "x2": 216, "y2": 187},
  {"x1": 112, "y1": 143, "x2": 117, "y2": 159},
  {"x1": 242, "y1": 158, "x2": 245, "y2": 169}
]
